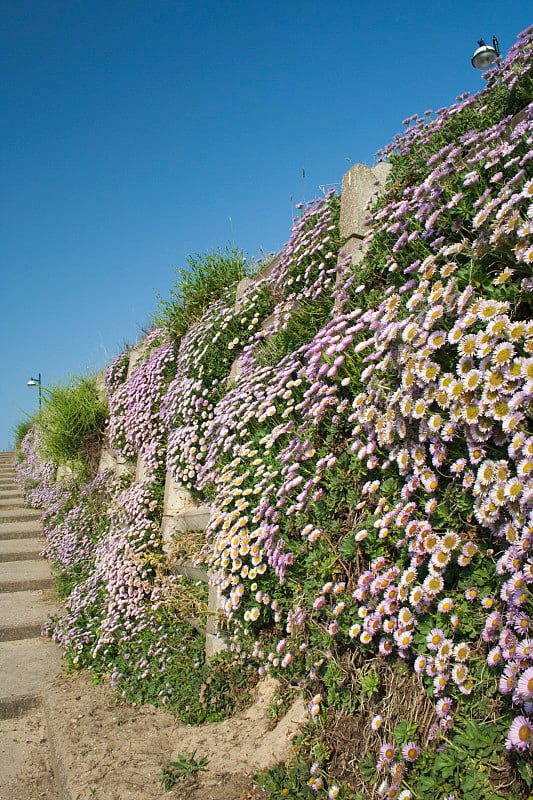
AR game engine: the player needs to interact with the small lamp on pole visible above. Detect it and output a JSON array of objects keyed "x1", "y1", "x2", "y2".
[
  {"x1": 27, "y1": 373, "x2": 42, "y2": 411},
  {"x1": 472, "y1": 36, "x2": 500, "y2": 70}
]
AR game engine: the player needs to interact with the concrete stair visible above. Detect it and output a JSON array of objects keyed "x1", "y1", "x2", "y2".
[{"x1": 0, "y1": 453, "x2": 62, "y2": 794}]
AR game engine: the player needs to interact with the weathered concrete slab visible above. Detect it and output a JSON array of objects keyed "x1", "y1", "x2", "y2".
[
  {"x1": 0, "y1": 560, "x2": 53, "y2": 593},
  {"x1": 0, "y1": 590, "x2": 58, "y2": 642},
  {"x1": 0, "y1": 538, "x2": 43, "y2": 561},
  {"x1": 0, "y1": 520, "x2": 42, "y2": 540},
  {"x1": 0, "y1": 638, "x2": 62, "y2": 719}
]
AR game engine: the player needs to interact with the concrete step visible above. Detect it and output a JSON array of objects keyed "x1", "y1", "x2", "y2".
[
  {"x1": 0, "y1": 538, "x2": 43, "y2": 562},
  {"x1": 0, "y1": 560, "x2": 53, "y2": 593},
  {"x1": 0, "y1": 638, "x2": 62, "y2": 719},
  {"x1": 0, "y1": 491, "x2": 23, "y2": 500},
  {"x1": 0, "y1": 497, "x2": 24, "y2": 508},
  {"x1": 0, "y1": 520, "x2": 42, "y2": 540},
  {"x1": 0, "y1": 590, "x2": 58, "y2": 642},
  {"x1": 0, "y1": 509, "x2": 41, "y2": 524}
]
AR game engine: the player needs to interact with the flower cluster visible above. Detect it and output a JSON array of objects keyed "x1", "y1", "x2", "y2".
[
  {"x1": 15, "y1": 26, "x2": 533, "y2": 799},
  {"x1": 160, "y1": 278, "x2": 272, "y2": 488},
  {"x1": 15, "y1": 426, "x2": 56, "y2": 508},
  {"x1": 106, "y1": 330, "x2": 176, "y2": 472}
]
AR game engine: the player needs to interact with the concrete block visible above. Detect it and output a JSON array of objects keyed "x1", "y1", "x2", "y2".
[
  {"x1": 0, "y1": 520, "x2": 42, "y2": 540},
  {"x1": 337, "y1": 238, "x2": 366, "y2": 267},
  {"x1": 0, "y1": 590, "x2": 59, "y2": 642},
  {"x1": 56, "y1": 464, "x2": 74, "y2": 482},
  {"x1": 227, "y1": 354, "x2": 245, "y2": 386},
  {"x1": 126, "y1": 345, "x2": 143, "y2": 379},
  {"x1": 171, "y1": 558, "x2": 208, "y2": 583},
  {"x1": 235, "y1": 278, "x2": 254, "y2": 311},
  {"x1": 98, "y1": 444, "x2": 134, "y2": 478},
  {"x1": 135, "y1": 453, "x2": 150, "y2": 483},
  {"x1": 261, "y1": 312, "x2": 278, "y2": 333},
  {"x1": 160, "y1": 516, "x2": 177, "y2": 554},
  {"x1": 206, "y1": 582, "x2": 224, "y2": 635},
  {"x1": 254, "y1": 254, "x2": 279, "y2": 282},
  {"x1": 172, "y1": 506, "x2": 211, "y2": 533},
  {"x1": 0, "y1": 496, "x2": 23, "y2": 508},
  {"x1": 339, "y1": 162, "x2": 391, "y2": 240},
  {"x1": 0, "y1": 509, "x2": 41, "y2": 525},
  {"x1": 163, "y1": 474, "x2": 195, "y2": 516},
  {"x1": 205, "y1": 632, "x2": 226, "y2": 659},
  {"x1": 94, "y1": 372, "x2": 107, "y2": 402}
]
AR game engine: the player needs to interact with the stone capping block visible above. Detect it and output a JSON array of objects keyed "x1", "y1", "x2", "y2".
[{"x1": 339, "y1": 162, "x2": 392, "y2": 240}]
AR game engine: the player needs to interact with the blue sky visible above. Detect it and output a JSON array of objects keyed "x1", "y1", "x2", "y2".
[{"x1": 1, "y1": 0, "x2": 531, "y2": 449}]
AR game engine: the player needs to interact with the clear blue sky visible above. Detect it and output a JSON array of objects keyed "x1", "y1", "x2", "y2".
[{"x1": 1, "y1": 0, "x2": 531, "y2": 448}]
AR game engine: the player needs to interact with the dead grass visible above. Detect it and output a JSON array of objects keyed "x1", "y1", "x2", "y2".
[{"x1": 320, "y1": 655, "x2": 438, "y2": 798}]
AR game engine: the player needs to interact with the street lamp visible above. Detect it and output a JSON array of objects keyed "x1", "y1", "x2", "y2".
[
  {"x1": 27, "y1": 373, "x2": 42, "y2": 411},
  {"x1": 472, "y1": 36, "x2": 500, "y2": 70}
]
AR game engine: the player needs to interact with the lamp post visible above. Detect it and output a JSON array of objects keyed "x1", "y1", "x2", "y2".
[
  {"x1": 27, "y1": 373, "x2": 42, "y2": 411},
  {"x1": 472, "y1": 36, "x2": 500, "y2": 70}
]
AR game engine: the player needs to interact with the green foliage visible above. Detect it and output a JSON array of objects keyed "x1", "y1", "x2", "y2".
[
  {"x1": 37, "y1": 377, "x2": 108, "y2": 470},
  {"x1": 12, "y1": 418, "x2": 34, "y2": 450},
  {"x1": 154, "y1": 245, "x2": 253, "y2": 339},
  {"x1": 159, "y1": 751, "x2": 208, "y2": 789},
  {"x1": 255, "y1": 293, "x2": 334, "y2": 368},
  {"x1": 409, "y1": 720, "x2": 513, "y2": 800}
]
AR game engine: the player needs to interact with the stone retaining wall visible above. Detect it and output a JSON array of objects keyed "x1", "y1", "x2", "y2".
[{"x1": 92, "y1": 162, "x2": 391, "y2": 659}]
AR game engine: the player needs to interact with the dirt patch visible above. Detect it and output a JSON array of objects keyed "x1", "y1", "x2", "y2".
[
  {"x1": 0, "y1": 709, "x2": 57, "y2": 800},
  {"x1": 35, "y1": 670, "x2": 306, "y2": 800}
]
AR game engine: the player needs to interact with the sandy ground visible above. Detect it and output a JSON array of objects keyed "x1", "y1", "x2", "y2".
[
  {"x1": 0, "y1": 710, "x2": 57, "y2": 800},
  {"x1": 2, "y1": 670, "x2": 306, "y2": 800}
]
